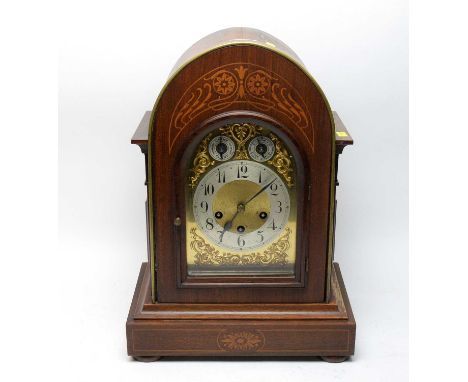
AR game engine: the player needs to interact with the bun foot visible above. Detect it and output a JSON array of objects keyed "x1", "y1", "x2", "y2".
[
  {"x1": 321, "y1": 356, "x2": 348, "y2": 363},
  {"x1": 133, "y1": 356, "x2": 161, "y2": 362}
]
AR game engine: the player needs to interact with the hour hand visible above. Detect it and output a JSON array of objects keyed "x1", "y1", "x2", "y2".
[
  {"x1": 219, "y1": 216, "x2": 234, "y2": 242},
  {"x1": 219, "y1": 204, "x2": 244, "y2": 240}
]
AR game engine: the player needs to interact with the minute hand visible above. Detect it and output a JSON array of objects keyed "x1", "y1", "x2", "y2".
[{"x1": 244, "y1": 178, "x2": 276, "y2": 206}]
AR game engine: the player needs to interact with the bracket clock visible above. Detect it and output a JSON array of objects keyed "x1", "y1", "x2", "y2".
[{"x1": 127, "y1": 27, "x2": 355, "y2": 362}]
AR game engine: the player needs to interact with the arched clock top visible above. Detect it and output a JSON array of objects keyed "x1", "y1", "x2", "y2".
[
  {"x1": 148, "y1": 27, "x2": 335, "y2": 157},
  {"x1": 170, "y1": 27, "x2": 306, "y2": 77}
]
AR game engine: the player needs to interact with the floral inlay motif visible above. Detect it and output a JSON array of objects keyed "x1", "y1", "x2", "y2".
[
  {"x1": 169, "y1": 63, "x2": 313, "y2": 153},
  {"x1": 218, "y1": 330, "x2": 265, "y2": 352},
  {"x1": 213, "y1": 72, "x2": 236, "y2": 95},
  {"x1": 247, "y1": 73, "x2": 270, "y2": 95}
]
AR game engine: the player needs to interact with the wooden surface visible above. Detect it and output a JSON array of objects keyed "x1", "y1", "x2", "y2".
[
  {"x1": 132, "y1": 260, "x2": 348, "y2": 320},
  {"x1": 126, "y1": 262, "x2": 355, "y2": 359},
  {"x1": 169, "y1": 27, "x2": 305, "y2": 77},
  {"x1": 150, "y1": 44, "x2": 334, "y2": 303},
  {"x1": 131, "y1": 110, "x2": 353, "y2": 150},
  {"x1": 333, "y1": 112, "x2": 353, "y2": 153},
  {"x1": 131, "y1": 111, "x2": 151, "y2": 145}
]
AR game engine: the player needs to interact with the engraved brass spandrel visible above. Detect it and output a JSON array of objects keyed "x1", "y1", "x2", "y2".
[
  {"x1": 189, "y1": 134, "x2": 215, "y2": 188},
  {"x1": 268, "y1": 134, "x2": 294, "y2": 187}
]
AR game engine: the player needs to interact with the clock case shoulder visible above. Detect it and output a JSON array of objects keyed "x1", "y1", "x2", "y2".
[{"x1": 131, "y1": 110, "x2": 353, "y2": 154}]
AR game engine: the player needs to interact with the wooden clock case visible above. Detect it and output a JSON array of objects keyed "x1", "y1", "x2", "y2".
[{"x1": 126, "y1": 28, "x2": 355, "y2": 362}]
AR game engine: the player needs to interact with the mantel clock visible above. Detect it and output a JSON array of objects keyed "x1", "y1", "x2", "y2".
[{"x1": 126, "y1": 28, "x2": 355, "y2": 362}]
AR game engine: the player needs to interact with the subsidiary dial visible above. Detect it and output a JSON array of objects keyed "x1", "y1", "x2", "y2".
[
  {"x1": 208, "y1": 136, "x2": 235, "y2": 161},
  {"x1": 248, "y1": 136, "x2": 275, "y2": 162}
]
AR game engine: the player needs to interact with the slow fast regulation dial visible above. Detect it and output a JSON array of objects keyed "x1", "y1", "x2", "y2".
[
  {"x1": 248, "y1": 136, "x2": 275, "y2": 162},
  {"x1": 208, "y1": 136, "x2": 235, "y2": 161}
]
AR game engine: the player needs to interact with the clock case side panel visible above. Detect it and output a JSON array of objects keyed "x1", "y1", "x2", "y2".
[
  {"x1": 175, "y1": 112, "x2": 308, "y2": 289},
  {"x1": 148, "y1": 45, "x2": 336, "y2": 304}
]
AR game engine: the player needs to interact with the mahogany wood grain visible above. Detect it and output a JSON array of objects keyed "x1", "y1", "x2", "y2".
[
  {"x1": 333, "y1": 111, "x2": 353, "y2": 152},
  {"x1": 126, "y1": 262, "x2": 356, "y2": 359},
  {"x1": 131, "y1": 110, "x2": 353, "y2": 151},
  {"x1": 131, "y1": 261, "x2": 348, "y2": 320}
]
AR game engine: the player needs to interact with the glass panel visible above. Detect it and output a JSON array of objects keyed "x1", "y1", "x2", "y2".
[{"x1": 185, "y1": 121, "x2": 297, "y2": 277}]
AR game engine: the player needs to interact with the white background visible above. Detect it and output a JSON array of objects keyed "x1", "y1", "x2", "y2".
[
  {"x1": 58, "y1": 1, "x2": 408, "y2": 380},
  {"x1": 6, "y1": 0, "x2": 451, "y2": 381},
  {"x1": 59, "y1": 0, "x2": 408, "y2": 380}
]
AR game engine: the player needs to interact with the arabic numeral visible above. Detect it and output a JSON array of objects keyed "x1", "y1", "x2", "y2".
[
  {"x1": 200, "y1": 200, "x2": 209, "y2": 213},
  {"x1": 270, "y1": 182, "x2": 278, "y2": 196},
  {"x1": 204, "y1": 183, "x2": 214, "y2": 195},
  {"x1": 205, "y1": 218, "x2": 214, "y2": 230},
  {"x1": 217, "y1": 169, "x2": 226, "y2": 184},
  {"x1": 276, "y1": 200, "x2": 282, "y2": 213},
  {"x1": 267, "y1": 219, "x2": 277, "y2": 230},
  {"x1": 237, "y1": 164, "x2": 248, "y2": 179},
  {"x1": 257, "y1": 230, "x2": 264, "y2": 242}
]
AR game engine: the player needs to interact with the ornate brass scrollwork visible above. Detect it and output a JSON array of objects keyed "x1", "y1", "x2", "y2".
[
  {"x1": 268, "y1": 135, "x2": 294, "y2": 187},
  {"x1": 188, "y1": 134, "x2": 215, "y2": 188},
  {"x1": 190, "y1": 227, "x2": 291, "y2": 266},
  {"x1": 220, "y1": 123, "x2": 262, "y2": 160},
  {"x1": 189, "y1": 125, "x2": 294, "y2": 188}
]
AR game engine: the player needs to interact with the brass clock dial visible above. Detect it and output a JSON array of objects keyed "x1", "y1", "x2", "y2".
[
  {"x1": 186, "y1": 122, "x2": 297, "y2": 276},
  {"x1": 193, "y1": 160, "x2": 290, "y2": 251}
]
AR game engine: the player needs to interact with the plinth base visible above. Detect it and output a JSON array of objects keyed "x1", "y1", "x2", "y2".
[{"x1": 126, "y1": 262, "x2": 355, "y2": 362}]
